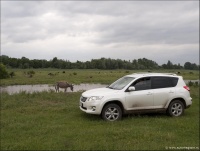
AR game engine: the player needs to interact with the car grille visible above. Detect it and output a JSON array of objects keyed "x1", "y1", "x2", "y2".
[{"x1": 81, "y1": 96, "x2": 87, "y2": 102}]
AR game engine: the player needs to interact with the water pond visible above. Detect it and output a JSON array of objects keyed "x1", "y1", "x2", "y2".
[
  {"x1": 0, "y1": 83, "x2": 108, "y2": 95},
  {"x1": 0, "y1": 80, "x2": 198, "y2": 95}
]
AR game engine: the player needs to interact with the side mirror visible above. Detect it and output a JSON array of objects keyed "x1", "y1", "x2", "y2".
[{"x1": 128, "y1": 86, "x2": 135, "y2": 91}]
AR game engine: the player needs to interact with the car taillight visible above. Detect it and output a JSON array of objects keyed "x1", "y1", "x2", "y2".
[{"x1": 183, "y1": 86, "x2": 190, "y2": 91}]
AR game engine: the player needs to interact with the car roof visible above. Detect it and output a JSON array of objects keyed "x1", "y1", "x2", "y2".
[{"x1": 126, "y1": 72, "x2": 179, "y2": 78}]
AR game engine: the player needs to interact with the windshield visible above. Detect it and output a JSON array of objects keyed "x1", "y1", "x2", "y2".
[{"x1": 108, "y1": 76, "x2": 135, "y2": 90}]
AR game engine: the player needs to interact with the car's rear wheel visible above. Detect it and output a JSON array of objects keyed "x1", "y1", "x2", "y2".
[
  {"x1": 102, "y1": 104, "x2": 122, "y2": 121},
  {"x1": 167, "y1": 100, "x2": 184, "y2": 117}
]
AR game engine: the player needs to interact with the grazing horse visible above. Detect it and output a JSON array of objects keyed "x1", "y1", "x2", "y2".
[{"x1": 55, "y1": 81, "x2": 74, "y2": 92}]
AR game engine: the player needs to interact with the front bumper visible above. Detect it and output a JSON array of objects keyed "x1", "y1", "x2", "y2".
[{"x1": 79, "y1": 98, "x2": 102, "y2": 115}]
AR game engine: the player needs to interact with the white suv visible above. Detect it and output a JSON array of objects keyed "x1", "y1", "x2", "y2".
[{"x1": 79, "y1": 73, "x2": 192, "y2": 121}]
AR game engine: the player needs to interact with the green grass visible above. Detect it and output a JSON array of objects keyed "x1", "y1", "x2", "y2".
[
  {"x1": 1, "y1": 69, "x2": 199, "y2": 86},
  {"x1": 1, "y1": 87, "x2": 199, "y2": 150}
]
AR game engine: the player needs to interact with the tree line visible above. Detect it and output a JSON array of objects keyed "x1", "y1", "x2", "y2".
[{"x1": 0, "y1": 55, "x2": 199, "y2": 70}]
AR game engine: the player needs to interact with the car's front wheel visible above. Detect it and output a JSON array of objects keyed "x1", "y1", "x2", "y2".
[
  {"x1": 167, "y1": 100, "x2": 184, "y2": 117},
  {"x1": 102, "y1": 104, "x2": 122, "y2": 121}
]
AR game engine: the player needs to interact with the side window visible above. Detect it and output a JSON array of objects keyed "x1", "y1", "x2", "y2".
[
  {"x1": 132, "y1": 77, "x2": 151, "y2": 91},
  {"x1": 152, "y1": 77, "x2": 178, "y2": 89},
  {"x1": 171, "y1": 77, "x2": 178, "y2": 87}
]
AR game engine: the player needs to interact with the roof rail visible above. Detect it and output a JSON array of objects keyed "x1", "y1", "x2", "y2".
[
  {"x1": 131, "y1": 72, "x2": 177, "y2": 76},
  {"x1": 159, "y1": 73, "x2": 177, "y2": 76},
  {"x1": 132, "y1": 72, "x2": 149, "y2": 74}
]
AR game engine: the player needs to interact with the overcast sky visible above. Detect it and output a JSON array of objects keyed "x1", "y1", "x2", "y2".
[{"x1": 1, "y1": 1, "x2": 199, "y2": 65}]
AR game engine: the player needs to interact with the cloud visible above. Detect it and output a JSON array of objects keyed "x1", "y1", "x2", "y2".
[
  {"x1": 1, "y1": 1, "x2": 199, "y2": 65},
  {"x1": 91, "y1": 2, "x2": 198, "y2": 45}
]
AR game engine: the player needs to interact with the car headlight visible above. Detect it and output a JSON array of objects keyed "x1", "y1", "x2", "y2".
[{"x1": 88, "y1": 96, "x2": 104, "y2": 101}]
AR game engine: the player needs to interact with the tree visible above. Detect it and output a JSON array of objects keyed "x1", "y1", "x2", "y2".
[
  {"x1": 0, "y1": 55, "x2": 198, "y2": 70},
  {"x1": 166, "y1": 60, "x2": 173, "y2": 69},
  {"x1": 184, "y1": 62, "x2": 192, "y2": 70},
  {"x1": 0, "y1": 55, "x2": 9, "y2": 66},
  {"x1": 21, "y1": 57, "x2": 30, "y2": 69},
  {"x1": 184, "y1": 62, "x2": 199, "y2": 70},
  {"x1": 0, "y1": 63, "x2": 9, "y2": 79},
  {"x1": 9, "y1": 58, "x2": 19, "y2": 68}
]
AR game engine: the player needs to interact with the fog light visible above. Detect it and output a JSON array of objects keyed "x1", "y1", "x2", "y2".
[{"x1": 92, "y1": 106, "x2": 96, "y2": 111}]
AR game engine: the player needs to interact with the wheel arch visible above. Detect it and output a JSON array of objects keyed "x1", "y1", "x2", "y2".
[
  {"x1": 101, "y1": 100, "x2": 125, "y2": 114},
  {"x1": 168, "y1": 98, "x2": 186, "y2": 109}
]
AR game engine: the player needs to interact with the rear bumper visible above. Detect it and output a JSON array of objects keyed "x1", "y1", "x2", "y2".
[{"x1": 185, "y1": 97, "x2": 192, "y2": 109}]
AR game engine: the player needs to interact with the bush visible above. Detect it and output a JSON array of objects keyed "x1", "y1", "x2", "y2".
[
  {"x1": 194, "y1": 81, "x2": 199, "y2": 87},
  {"x1": 27, "y1": 70, "x2": 35, "y2": 75},
  {"x1": 9, "y1": 72, "x2": 15, "y2": 78},
  {"x1": 188, "y1": 81, "x2": 194, "y2": 86},
  {"x1": 0, "y1": 63, "x2": 9, "y2": 79}
]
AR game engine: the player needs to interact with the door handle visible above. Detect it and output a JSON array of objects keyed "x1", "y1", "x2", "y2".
[{"x1": 169, "y1": 91, "x2": 174, "y2": 93}]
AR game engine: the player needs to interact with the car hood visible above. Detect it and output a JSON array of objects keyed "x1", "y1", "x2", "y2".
[{"x1": 82, "y1": 87, "x2": 119, "y2": 97}]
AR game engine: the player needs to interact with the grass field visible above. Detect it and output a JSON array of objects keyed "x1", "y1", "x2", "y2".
[
  {"x1": 1, "y1": 69, "x2": 199, "y2": 86},
  {"x1": 1, "y1": 86, "x2": 199, "y2": 150}
]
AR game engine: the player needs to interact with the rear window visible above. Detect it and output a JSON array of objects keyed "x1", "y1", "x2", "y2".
[{"x1": 152, "y1": 77, "x2": 178, "y2": 89}]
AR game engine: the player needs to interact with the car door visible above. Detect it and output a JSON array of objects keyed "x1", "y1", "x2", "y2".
[
  {"x1": 125, "y1": 77, "x2": 154, "y2": 110},
  {"x1": 152, "y1": 77, "x2": 178, "y2": 109}
]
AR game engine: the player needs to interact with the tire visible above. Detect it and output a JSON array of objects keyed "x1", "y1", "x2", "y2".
[
  {"x1": 101, "y1": 104, "x2": 122, "y2": 121},
  {"x1": 167, "y1": 100, "x2": 184, "y2": 117}
]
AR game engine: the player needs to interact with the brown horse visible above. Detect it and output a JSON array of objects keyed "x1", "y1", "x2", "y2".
[{"x1": 55, "y1": 81, "x2": 74, "y2": 92}]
